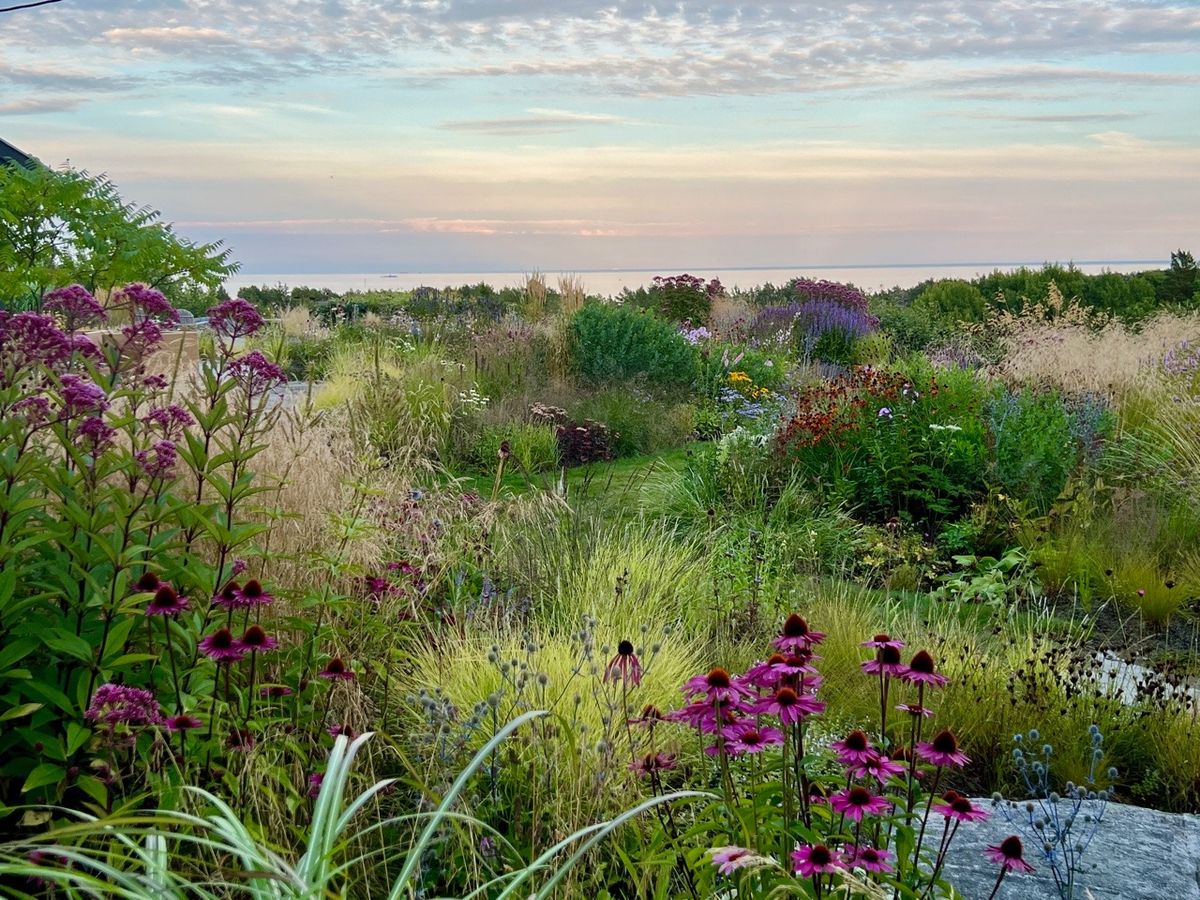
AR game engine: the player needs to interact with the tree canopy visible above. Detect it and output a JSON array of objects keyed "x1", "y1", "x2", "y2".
[{"x1": 0, "y1": 163, "x2": 237, "y2": 309}]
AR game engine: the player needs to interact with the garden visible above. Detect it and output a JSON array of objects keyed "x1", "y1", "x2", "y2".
[{"x1": 3, "y1": 166, "x2": 1200, "y2": 898}]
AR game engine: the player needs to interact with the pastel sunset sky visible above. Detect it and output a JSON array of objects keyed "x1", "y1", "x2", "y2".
[{"x1": 3, "y1": 0, "x2": 1199, "y2": 273}]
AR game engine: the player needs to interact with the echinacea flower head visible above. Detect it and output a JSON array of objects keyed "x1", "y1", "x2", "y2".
[
  {"x1": 684, "y1": 667, "x2": 754, "y2": 703},
  {"x1": 773, "y1": 613, "x2": 826, "y2": 651},
  {"x1": 900, "y1": 650, "x2": 949, "y2": 687},
  {"x1": 708, "y1": 846, "x2": 760, "y2": 876},
  {"x1": 604, "y1": 639, "x2": 642, "y2": 687},
  {"x1": 724, "y1": 724, "x2": 784, "y2": 755},
  {"x1": 742, "y1": 653, "x2": 788, "y2": 688},
  {"x1": 199, "y1": 627, "x2": 245, "y2": 663},
  {"x1": 240, "y1": 624, "x2": 277, "y2": 653},
  {"x1": 319, "y1": 657, "x2": 355, "y2": 681},
  {"x1": 755, "y1": 686, "x2": 825, "y2": 725},
  {"x1": 259, "y1": 684, "x2": 293, "y2": 698},
  {"x1": 985, "y1": 836, "x2": 1035, "y2": 874},
  {"x1": 213, "y1": 580, "x2": 241, "y2": 608},
  {"x1": 829, "y1": 785, "x2": 892, "y2": 822},
  {"x1": 861, "y1": 644, "x2": 905, "y2": 676},
  {"x1": 667, "y1": 696, "x2": 745, "y2": 732},
  {"x1": 227, "y1": 728, "x2": 255, "y2": 752},
  {"x1": 234, "y1": 579, "x2": 274, "y2": 608},
  {"x1": 896, "y1": 702, "x2": 935, "y2": 718},
  {"x1": 629, "y1": 752, "x2": 677, "y2": 776},
  {"x1": 832, "y1": 730, "x2": 875, "y2": 766},
  {"x1": 327, "y1": 724, "x2": 359, "y2": 738},
  {"x1": 792, "y1": 843, "x2": 843, "y2": 878},
  {"x1": 146, "y1": 585, "x2": 188, "y2": 616},
  {"x1": 935, "y1": 792, "x2": 989, "y2": 822},
  {"x1": 164, "y1": 714, "x2": 203, "y2": 732},
  {"x1": 917, "y1": 729, "x2": 971, "y2": 768},
  {"x1": 134, "y1": 572, "x2": 161, "y2": 593},
  {"x1": 844, "y1": 844, "x2": 893, "y2": 874},
  {"x1": 861, "y1": 633, "x2": 905, "y2": 650},
  {"x1": 849, "y1": 753, "x2": 906, "y2": 784},
  {"x1": 628, "y1": 703, "x2": 666, "y2": 727}
]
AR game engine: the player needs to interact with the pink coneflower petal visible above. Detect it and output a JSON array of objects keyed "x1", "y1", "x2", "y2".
[
  {"x1": 860, "y1": 633, "x2": 905, "y2": 650},
  {"x1": 899, "y1": 650, "x2": 949, "y2": 687},
  {"x1": 831, "y1": 730, "x2": 875, "y2": 766},
  {"x1": 896, "y1": 702, "x2": 935, "y2": 718},
  {"x1": 318, "y1": 657, "x2": 355, "y2": 681},
  {"x1": 848, "y1": 753, "x2": 907, "y2": 784},
  {"x1": 629, "y1": 752, "x2": 677, "y2": 776},
  {"x1": 327, "y1": 724, "x2": 359, "y2": 738},
  {"x1": 199, "y1": 627, "x2": 245, "y2": 662},
  {"x1": 240, "y1": 624, "x2": 278, "y2": 652},
  {"x1": 234, "y1": 579, "x2": 274, "y2": 608},
  {"x1": 164, "y1": 714, "x2": 202, "y2": 732},
  {"x1": 753, "y1": 686, "x2": 825, "y2": 725},
  {"x1": 146, "y1": 585, "x2": 189, "y2": 616},
  {"x1": 792, "y1": 843, "x2": 843, "y2": 878},
  {"x1": 212, "y1": 580, "x2": 241, "y2": 609},
  {"x1": 683, "y1": 667, "x2": 755, "y2": 703},
  {"x1": 604, "y1": 640, "x2": 642, "y2": 686},
  {"x1": 935, "y1": 792, "x2": 989, "y2": 822},
  {"x1": 773, "y1": 613, "x2": 827, "y2": 651},
  {"x1": 828, "y1": 786, "x2": 892, "y2": 822},
  {"x1": 708, "y1": 846, "x2": 757, "y2": 876},
  {"x1": 985, "y1": 836, "x2": 1036, "y2": 874},
  {"x1": 844, "y1": 844, "x2": 893, "y2": 874},
  {"x1": 861, "y1": 644, "x2": 906, "y2": 676},
  {"x1": 725, "y1": 725, "x2": 784, "y2": 755},
  {"x1": 259, "y1": 684, "x2": 293, "y2": 698},
  {"x1": 917, "y1": 730, "x2": 971, "y2": 768}
]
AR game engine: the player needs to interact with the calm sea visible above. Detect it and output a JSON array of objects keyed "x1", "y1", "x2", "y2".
[{"x1": 225, "y1": 260, "x2": 1160, "y2": 298}]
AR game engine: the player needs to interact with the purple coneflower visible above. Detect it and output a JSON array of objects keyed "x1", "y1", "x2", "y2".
[
  {"x1": 307, "y1": 772, "x2": 323, "y2": 797},
  {"x1": 708, "y1": 846, "x2": 757, "y2": 876},
  {"x1": 628, "y1": 703, "x2": 666, "y2": 727},
  {"x1": 629, "y1": 752, "x2": 677, "y2": 776},
  {"x1": 725, "y1": 724, "x2": 784, "y2": 755},
  {"x1": 935, "y1": 791, "x2": 989, "y2": 822},
  {"x1": 226, "y1": 728, "x2": 255, "y2": 752},
  {"x1": 917, "y1": 729, "x2": 971, "y2": 768},
  {"x1": 831, "y1": 729, "x2": 874, "y2": 766},
  {"x1": 896, "y1": 702, "x2": 935, "y2": 718},
  {"x1": 985, "y1": 835, "x2": 1035, "y2": 874},
  {"x1": 668, "y1": 696, "x2": 745, "y2": 732},
  {"x1": 319, "y1": 657, "x2": 355, "y2": 681},
  {"x1": 212, "y1": 580, "x2": 241, "y2": 609},
  {"x1": 163, "y1": 714, "x2": 202, "y2": 732},
  {"x1": 755, "y1": 686, "x2": 825, "y2": 725},
  {"x1": 775, "y1": 652, "x2": 822, "y2": 677},
  {"x1": 773, "y1": 613, "x2": 826, "y2": 651},
  {"x1": 234, "y1": 579, "x2": 274, "y2": 608},
  {"x1": 146, "y1": 585, "x2": 188, "y2": 616},
  {"x1": 683, "y1": 667, "x2": 754, "y2": 703},
  {"x1": 604, "y1": 640, "x2": 642, "y2": 686},
  {"x1": 861, "y1": 644, "x2": 905, "y2": 676},
  {"x1": 259, "y1": 685, "x2": 293, "y2": 698},
  {"x1": 327, "y1": 724, "x2": 359, "y2": 738},
  {"x1": 861, "y1": 633, "x2": 905, "y2": 650},
  {"x1": 199, "y1": 627, "x2": 245, "y2": 663},
  {"x1": 844, "y1": 844, "x2": 893, "y2": 874},
  {"x1": 848, "y1": 752, "x2": 906, "y2": 784},
  {"x1": 829, "y1": 785, "x2": 892, "y2": 822},
  {"x1": 900, "y1": 650, "x2": 949, "y2": 687},
  {"x1": 134, "y1": 572, "x2": 161, "y2": 592},
  {"x1": 240, "y1": 624, "x2": 277, "y2": 653},
  {"x1": 742, "y1": 653, "x2": 788, "y2": 687},
  {"x1": 792, "y1": 843, "x2": 843, "y2": 878}
]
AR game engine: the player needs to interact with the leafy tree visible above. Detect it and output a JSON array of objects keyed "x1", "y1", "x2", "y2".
[
  {"x1": 0, "y1": 163, "x2": 236, "y2": 308},
  {"x1": 1161, "y1": 249, "x2": 1198, "y2": 308}
]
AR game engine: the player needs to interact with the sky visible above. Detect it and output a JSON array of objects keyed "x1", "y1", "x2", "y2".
[{"x1": 2, "y1": 0, "x2": 1199, "y2": 274}]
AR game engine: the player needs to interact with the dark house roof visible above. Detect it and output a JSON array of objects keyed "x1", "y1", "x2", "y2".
[{"x1": 0, "y1": 138, "x2": 34, "y2": 167}]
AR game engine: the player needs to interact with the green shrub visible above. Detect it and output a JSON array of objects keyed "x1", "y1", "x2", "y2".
[
  {"x1": 571, "y1": 388, "x2": 696, "y2": 457},
  {"x1": 567, "y1": 302, "x2": 698, "y2": 387},
  {"x1": 985, "y1": 387, "x2": 1074, "y2": 512},
  {"x1": 475, "y1": 423, "x2": 560, "y2": 473},
  {"x1": 914, "y1": 279, "x2": 986, "y2": 322}
]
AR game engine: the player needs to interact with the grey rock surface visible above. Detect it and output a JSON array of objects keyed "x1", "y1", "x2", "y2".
[{"x1": 941, "y1": 799, "x2": 1200, "y2": 899}]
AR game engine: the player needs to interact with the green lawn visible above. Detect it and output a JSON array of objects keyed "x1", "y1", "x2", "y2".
[{"x1": 450, "y1": 444, "x2": 701, "y2": 521}]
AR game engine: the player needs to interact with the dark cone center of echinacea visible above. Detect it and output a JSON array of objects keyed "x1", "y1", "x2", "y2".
[
  {"x1": 617, "y1": 639, "x2": 635, "y2": 656},
  {"x1": 782, "y1": 614, "x2": 810, "y2": 637},
  {"x1": 845, "y1": 729, "x2": 869, "y2": 750},
  {"x1": 706, "y1": 668, "x2": 731, "y2": 688},
  {"x1": 1000, "y1": 836, "x2": 1024, "y2": 859},
  {"x1": 931, "y1": 730, "x2": 958, "y2": 753},
  {"x1": 909, "y1": 650, "x2": 936, "y2": 673},
  {"x1": 810, "y1": 845, "x2": 832, "y2": 865}
]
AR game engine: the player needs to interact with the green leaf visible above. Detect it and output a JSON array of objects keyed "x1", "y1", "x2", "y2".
[
  {"x1": 21, "y1": 763, "x2": 65, "y2": 793},
  {"x1": 0, "y1": 702, "x2": 43, "y2": 722}
]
